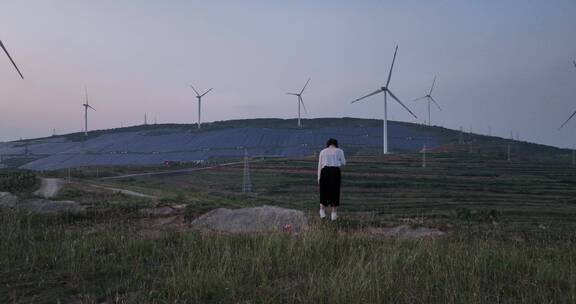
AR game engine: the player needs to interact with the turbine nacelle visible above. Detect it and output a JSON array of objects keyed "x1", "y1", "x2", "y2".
[{"x1": 83, "y1": 104, "x2": 96, "y2": 111}]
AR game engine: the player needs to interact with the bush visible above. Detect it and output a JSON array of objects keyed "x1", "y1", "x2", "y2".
[{"x1": 0, "y1": 170, "x2": 38, "y2": 193}]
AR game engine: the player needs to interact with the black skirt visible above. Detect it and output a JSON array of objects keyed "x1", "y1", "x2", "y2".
[{"x1": 319, "y1": 166, "x2": 341, "y2": 206}]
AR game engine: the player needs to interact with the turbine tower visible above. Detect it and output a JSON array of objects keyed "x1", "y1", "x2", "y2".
[
  {"x1": 286, "y1": 78, "x2": 311, "y2": 128},
  {"x1": 82, "y1": 86, "x2": 96, "y2": 137},
  {"x1": 0, "y1": 40, "x2": 24, "y2": 79},
  {"x1": 190, "y1": 85, "x2": 213, "y2": 129},
  {"x1": 414, "y1": 76, "x2": 442, "y2": 126},
  {"x1": 351, "y1": 45, "x2": 418, "y2": 154}
]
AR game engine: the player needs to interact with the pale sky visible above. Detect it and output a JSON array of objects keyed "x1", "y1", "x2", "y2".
[{"x1": 1, "y1": 0, "x2": 575, "y2": 148}]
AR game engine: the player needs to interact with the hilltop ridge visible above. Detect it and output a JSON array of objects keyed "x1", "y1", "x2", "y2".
[{"x1": 0, "y1": 118, "x2": 569, "y2": 170}]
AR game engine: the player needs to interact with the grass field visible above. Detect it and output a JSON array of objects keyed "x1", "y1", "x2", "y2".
[
  {"x1": 106, "y1": 151, "x2": 576, "y2": 231},
  {"x1": 2, "y1": 151, "x2": 576, "y2": 303}
]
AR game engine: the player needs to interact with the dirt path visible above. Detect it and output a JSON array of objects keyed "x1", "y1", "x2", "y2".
[
  {"x1": 88, "y1": 184, "x2": 157, "y2": 199},
  {"x1": 34, "y1": 178, "x2": 64, "y2": 199},
  {"x1": 98, "y1": 160, "x2": 262, "y2": 180}
]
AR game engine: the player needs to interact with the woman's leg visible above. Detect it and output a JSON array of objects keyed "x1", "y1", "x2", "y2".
[
  {"x1": 330, "y1": 206, "x2": 337, "y2": 221},
  {"x1": 319, "y1": 204, "x2": 326, "y2": 218}
]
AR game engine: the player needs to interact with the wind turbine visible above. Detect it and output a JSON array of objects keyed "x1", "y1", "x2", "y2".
[
  {"x1": 286, "y1": 78, "x2": 310, "y2": 128},
  {"x1": 559, "y1": 61, "x2": 576, "y2": 130},
  {"x1": 351, "y1": 45, "x2": 418, "y2": 154},
  {"x1": 414, "y1": 76, "x2": 442, "y2": 126},
  {"x1": 559, "y1": 110, "x2": 576, "y2": 130},
  {"x1": 82, "y1": 86, "x2": 95, "y2": 137},
  {"x1": 190, "y1": 85, "x2": 213, "y2": 129},
  {"x1": 0, "y1": 40, "x2": 24, "y2": 79}
]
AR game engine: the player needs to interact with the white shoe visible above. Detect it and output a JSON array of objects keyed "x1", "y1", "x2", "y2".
[
  {"x1": 331, "y1": 212, "x2": 337, "y2": 221},
  {"x1": 319, "y1": 208, "x2": 326, "y2": 219}
]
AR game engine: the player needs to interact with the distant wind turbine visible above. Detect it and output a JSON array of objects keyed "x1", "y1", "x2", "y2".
[
  {"x1": 414, "y1": 76, "x2": 441, "y2": 126},
  {"x1": 558, "y1": 61, "x2": 576, "y2": 130},
  {"x1": 0, "y1": 40, "x2": 24, "y2": 79},
  {"x1": 351, "y1": 45, "x2": 418, "y2": 154},
  {"x1": 82, "y1": 86, "x2": 96, "y2": 137},
  {"x1": 559, "y1": 111, "x2": 576, "y2": 130},
  {"x1": 190, "y1": 85, "x2": 213, "y2": 129},
  {"x1": 286, "y1": 78, "x2": 311, "y2": 128}
]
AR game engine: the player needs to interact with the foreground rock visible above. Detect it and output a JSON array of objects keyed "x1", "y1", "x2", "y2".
[
  {"x1": 139, "y1": 204, "x2": 186, "y2": 216},
  {"x1": 191, "y1": 205, "x2": 307, "y2": 234},
  {"x1": 0, "y1": 192, "x2": 19, "y2": 207},
  {"x1": 367, "y1": 225, "x2": 445, "y2": 239},
  {"x1": 16, "y1": 199, "x2": 86, "y2": 214},
  {"x1": 0, "y1": 192, "x2": 85, "y2": 214}
]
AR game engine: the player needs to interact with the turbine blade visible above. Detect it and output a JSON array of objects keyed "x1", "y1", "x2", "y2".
[
  {"x1": 559, "y1": 109, "x2": 576, "y2": 130},
  {"x1": 201, "y1": 88, "x2": 213, "y2": 97},
  {"x1": 385, "y1": 45, "x2": 398, "y2": 88},
  {"x1": 351, "y1": 88, "x2": 384, "y2": 104},
  {"x1": 413, "y1": 96, "x2": 428, "y2": 102},
  {"x1": 299, "y1": 77, "x2": 311, "y2": 95},
  {"x1": 88, "y1": 105, "x2": 96, "y2": 111},
  {"x1": 299, "y1": 96, "x2": 308, "y2": 114},
  {"x1": 429, "y1": 76, "x2": 437, "y2": 95},
  {"x1": 286, "y1": 93, "x2": 299, "y2": 96},
  {"x1": 189, "y1": 85, "x2": 200, "y2": 96},
  {"x1": 84, "y1": 86, "x2": 89, "y2": 105},
  {"x1": 387, "y1": 89, "x2": 418, "y2": 119},
  {"x1": 0, "y1": 40, "x2": 24, "y2": 79},
  {"x1": 429, "y1": 96, "x2": 442, "y2": 110}
]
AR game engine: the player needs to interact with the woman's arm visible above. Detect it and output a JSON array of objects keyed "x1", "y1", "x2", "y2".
[
  {"x1": 317, "y1": 150, "x2": 323, "y2": 183},
  {"x1": 339, "y1": 149, "x2": 346, "y2": 166}
]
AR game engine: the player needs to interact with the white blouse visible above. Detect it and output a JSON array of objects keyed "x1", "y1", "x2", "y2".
[{"x1": 317, "y1": 147, "x2": 346, "y2": 181}]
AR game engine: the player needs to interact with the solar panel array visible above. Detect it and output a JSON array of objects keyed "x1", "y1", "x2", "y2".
[{"x1": 0, "y1": 124, "x2": 451, "y2": 170}]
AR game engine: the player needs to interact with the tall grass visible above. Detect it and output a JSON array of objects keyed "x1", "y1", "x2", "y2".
[{"x1": 1, "y1": 210, "x2": 575, "y2": 303}]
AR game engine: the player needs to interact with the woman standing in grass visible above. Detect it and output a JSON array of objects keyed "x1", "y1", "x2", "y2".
[{"x1": 318, "y1": 138, "x2": 346, "y2": 221}]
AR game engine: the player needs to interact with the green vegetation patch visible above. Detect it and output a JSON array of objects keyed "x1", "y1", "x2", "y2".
[{"x1": 0, "y1": 170, "x2": 38, "y2": 193}]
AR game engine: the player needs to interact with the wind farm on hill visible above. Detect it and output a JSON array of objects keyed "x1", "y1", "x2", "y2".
[{"x1": 1, "y1": 3, "x2": 576, "y2": 302}]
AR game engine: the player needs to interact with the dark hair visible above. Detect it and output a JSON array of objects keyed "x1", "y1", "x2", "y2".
[{"x1": 326, "y1": 138, "x2": 338, "y2": 148}]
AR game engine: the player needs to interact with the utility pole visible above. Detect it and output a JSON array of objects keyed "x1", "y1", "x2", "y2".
[
  {"x1": 507, "y1": 143, "x2": 511, "y2": 162},
  {"x1": 242, "y1": 149, "x2": 252, "y2": 193}
]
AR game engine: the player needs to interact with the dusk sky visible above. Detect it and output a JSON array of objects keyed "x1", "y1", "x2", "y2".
[{"x1": 1, "y1": 1, "x2": 575, "y2": 148}]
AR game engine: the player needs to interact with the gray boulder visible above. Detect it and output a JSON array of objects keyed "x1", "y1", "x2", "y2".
[
  {"x1": 368, "y1": 225, "x2": 445, "y2": 239},
  {"x1": 0, "y1": 192, "x2": 19, "y2": 207},
  {"x1": 14, "y1": 199, "x2": 85, "y2": 214},
  {"x1": 191, "y1": 205, "x2": 307, "y2": 234},
  {"x1": 1, "y1": 192, "x2": 85, "y2": 214}
]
